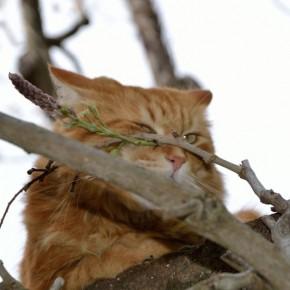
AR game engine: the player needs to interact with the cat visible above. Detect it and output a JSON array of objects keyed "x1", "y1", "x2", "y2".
[{"x1": 20, "y1": 66, "x2": 224, "y2": 290}]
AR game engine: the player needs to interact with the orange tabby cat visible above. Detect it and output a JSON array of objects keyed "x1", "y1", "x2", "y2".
[{"x1": 21, "y1": 67, "x2": 224, "y2": 290}]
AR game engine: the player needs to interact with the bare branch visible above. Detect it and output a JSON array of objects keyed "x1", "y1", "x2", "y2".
[
  {"x1": 19, "y1": 0, "x2": 53, "y2": 94},
  {"x1": 19, "y1": 0, "x2": 89, "y2": 94},
  {"x1": 0, "y1": 160, "x2": 57, "y2": 229},
  {"x1": 45, "y1": 16, "x2": 89, "y2": 47},
  {"x1": 1, "y1": 112, "x2": 290, "y2": 289},
  {"x1": 240, "y1": 160, "x2": 288, "y2": 213},
  {"x1": 240, "y1": 162, "x2": 290, "y2": 261},
  {"x1": 135, "y1": 132, "x2": 241, "y2": 174},
  {"x1": 263, "y1": 211, "x2": 290, "y2": 260},
  {"x1": 126, "y1": 0, "x2": 200, "y2": 89},
  {"x1": 88, "y1": 216, "x2": 274, "y2": 290}
]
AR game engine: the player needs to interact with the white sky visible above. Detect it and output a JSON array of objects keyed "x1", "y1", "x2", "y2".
[{"x1": 0, "y1": 0, "x2": 290, "y2": 279}]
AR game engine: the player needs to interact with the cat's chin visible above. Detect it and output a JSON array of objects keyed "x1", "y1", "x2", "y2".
[{"x1": 170, "y1": 164, "x2": 203, "y2": 191}]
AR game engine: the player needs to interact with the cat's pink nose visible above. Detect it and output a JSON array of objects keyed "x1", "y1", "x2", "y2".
[{"x1": 166, "y1": 155, "x2": 186, "y2": 172}]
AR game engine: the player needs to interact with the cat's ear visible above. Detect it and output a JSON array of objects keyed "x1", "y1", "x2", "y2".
[
  {"x1": 186, "y1": 90, "x2": 212, "y2": 106},
  {"x1": 48, "y1": 65, "x2": 91, "y2": 106}
]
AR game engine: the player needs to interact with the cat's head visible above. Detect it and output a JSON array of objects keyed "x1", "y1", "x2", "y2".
[{"x1": 49, "y1": 66, "x2": 224, "y2": 199}]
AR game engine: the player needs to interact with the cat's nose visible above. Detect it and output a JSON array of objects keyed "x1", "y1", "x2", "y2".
[{"x1": 166, "y1": 155, "x2": 186, "y2": 172}]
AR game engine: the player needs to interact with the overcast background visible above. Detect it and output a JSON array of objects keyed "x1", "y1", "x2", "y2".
[{"x1": 1, "y1": 0, "x2": 290, "y2": 278}]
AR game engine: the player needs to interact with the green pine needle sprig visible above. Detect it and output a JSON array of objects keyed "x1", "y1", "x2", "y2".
[{"x1": 59, "y1": 105, "x2": 156, "y2": 153}]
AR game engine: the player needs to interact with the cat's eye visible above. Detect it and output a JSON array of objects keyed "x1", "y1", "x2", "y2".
[{"x1": 183, "y1": 133, "x2": 198, "y2": 144}]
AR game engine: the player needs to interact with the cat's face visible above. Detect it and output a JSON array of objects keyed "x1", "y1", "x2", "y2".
[{"x1": 50, "y1": 66, "x2": 224, "y2": 199}]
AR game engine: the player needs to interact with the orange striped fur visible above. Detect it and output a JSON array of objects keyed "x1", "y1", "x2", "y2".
[{"x1": 21, "y1": 67, "x2": 224, "y2": 290}]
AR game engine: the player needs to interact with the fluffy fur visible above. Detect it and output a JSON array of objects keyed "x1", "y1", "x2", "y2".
[{"x1": 21, "y1": 67, "x2": 224, "y2": 290}]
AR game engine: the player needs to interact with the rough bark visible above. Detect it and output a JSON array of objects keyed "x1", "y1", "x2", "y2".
[{"x1": 84, "y1": 217, "x2": 272, "y2": 290}]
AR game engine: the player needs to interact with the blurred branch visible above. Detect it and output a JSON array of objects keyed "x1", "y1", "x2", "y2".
[
  {"x1": 58, "y1": 45, "x2": 83, "y2": 73},
  {"x1": 19, "y1": 0, "x2": 53, "y2": 94},
  {"x1": 18, "y1": 0, "x2": 89, "y2": 93},
  {"x1": 126, "y1": 0, "x2": 200, "y2": 89},
  {"x1": 74, "y1": 217, "x2": 273, "y2": 290},
  {"x1": 0, "y1": 160, "x2": 57, "y2": 229},
  {"x1": 45, "y1": 16, "x2": 89, "y2": 47}
]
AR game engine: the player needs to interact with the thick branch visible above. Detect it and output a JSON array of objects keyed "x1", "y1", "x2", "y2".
[
  {"x1": 87, "y1": 217, "x2": 272, "y2": 290},
  {"x1": 0, "y1": 217, "x2": 273, "y2": 290},
  {"x1": 1, "y1": 112, "x2": 290, "y2": 289}
]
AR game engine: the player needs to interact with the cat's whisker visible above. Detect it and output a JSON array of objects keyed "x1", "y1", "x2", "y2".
[{"x1": 182, "y1": 174, "x2": 220, "y2": 196}]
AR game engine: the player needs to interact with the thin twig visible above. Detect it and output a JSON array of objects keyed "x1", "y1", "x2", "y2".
[
  {"x1": 45, "y1": 16, "x2": 89, "y2": 47},
  {"x1": 134, "y1": 133, "x2": 241, "y2": 174},
  {"x1": 240, "y1": 160, "x2": 288, "y2": 213},
  {"x1": 7, "y1": 73, "x2": 289, "y2": 214},
  {"x1": 0, "y1": 160, "x2": 58, "y2": 229},
  {"x1": 5, "y1": 74, "x2": 290, "y2": 288}
]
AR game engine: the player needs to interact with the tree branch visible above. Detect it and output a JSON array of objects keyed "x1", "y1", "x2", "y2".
[
  {"x1": 19, "y1": 0, "x2": 53, "y2": 94},
  {"x1": 0, "y1": 160, "x2": 57, "y2": 229},
  {"x1": 45, "y1": 16, "x2": 89, "y2": 47},
  {"x1": 126, "y1": 0, "x2": 200, "y2": 89},
  {"x1": 0, "y1": 216, "x2": 274, "y2": 290},
  {"x1": 1, "y1": 112, "x2": 290, "y2": 289},
  {"x1": 87, "y1": 216, "x2": 273, "y2": 290},
  {"x1": 240, "y1": 160, "x2": 288, "y2": 213},
  {"x1": 18, "y1": 0, "x2": 89, "y2": 94}
]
